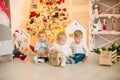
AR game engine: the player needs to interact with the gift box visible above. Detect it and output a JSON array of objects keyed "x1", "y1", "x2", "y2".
[
  {"x1": 99, "y1": 50, "x2": 117, "y2": 66},
  {"x1": 49, "y1": 50, "x2": 63, "y2": 66}
]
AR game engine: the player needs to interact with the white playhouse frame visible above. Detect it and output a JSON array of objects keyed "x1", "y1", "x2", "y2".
[{"x1": 66, "y1": 19, "x2": 87, "y2": 46}]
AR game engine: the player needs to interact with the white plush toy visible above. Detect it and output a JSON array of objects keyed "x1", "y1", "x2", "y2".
[
  {"x1": 93, "y1": 19, "x2": 102, "y2": 32},
  {"x1": 12, "y1": 29, "x2": 30, "y2": 55}
]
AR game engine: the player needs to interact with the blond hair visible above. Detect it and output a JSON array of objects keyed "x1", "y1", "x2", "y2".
[
  {"x1": 74, "y1": 30, "x2": 83, "y2": 38},
  {"x1": 38, "y1": 30, "x2": 46, "y2": 36},
  {"x1": 57, "y1": 32, "x2": 66, "y2": 40}
]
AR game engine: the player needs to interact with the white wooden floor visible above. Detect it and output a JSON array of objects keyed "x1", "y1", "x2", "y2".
[{"x1": 0, "y1": 53, "x2": 120, "y2": 80}]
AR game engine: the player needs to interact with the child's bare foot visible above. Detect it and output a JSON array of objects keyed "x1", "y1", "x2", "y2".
[
  {"x1": 24, "y1": 56, "x2": 28, "y2": 61},
  {"x1": 82, "y1": 57, "x2": 88, "y2": 62},
  {"x1": 82, "y1": 58, "x2": 87, "y2": 62}
]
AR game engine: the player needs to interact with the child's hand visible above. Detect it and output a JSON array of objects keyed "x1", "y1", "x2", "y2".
[
  {"x1": 69, "y1": 54, "x2": 73, "y2": 58},
  {"x1": 38, "y1": 52, "x2": 42, "y2": 56},
  {"x1": 50, "y1": 49, "x2": 58, "y2": 53},
  {"x1": 41, "y1": 52, "x2": 46, "y2": 56},
  {"x1": 82, "y1": 56, "x2": 88, "y2": 62},
  {"x1": 36, "y1": 51, "x2": 40, "y2": 56}
]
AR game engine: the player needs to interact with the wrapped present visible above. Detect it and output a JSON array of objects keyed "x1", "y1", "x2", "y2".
[
  {"x1": 112, "y1": 50, "x2": 117, "y2": 63},
  {"x1": 99, "y1": 50, "x2": 117, "y2": 66},
  {"x1": 49, "y1": 50, "x2": 63, "y2": 66},
  {"x1": 117, "y1": 55, "x2": 120, "y2": 61}
]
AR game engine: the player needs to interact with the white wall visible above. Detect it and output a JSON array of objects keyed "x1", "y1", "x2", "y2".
[{"x1": 10, "y1": 0, "x2": 30, "y2": 33}]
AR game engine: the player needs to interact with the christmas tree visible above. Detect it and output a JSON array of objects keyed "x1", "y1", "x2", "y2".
[{"x1": 25, "y1": 0, "x2": 68, "y2": 43}]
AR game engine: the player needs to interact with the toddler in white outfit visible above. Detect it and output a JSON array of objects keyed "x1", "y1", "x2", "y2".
[
  {"x1": 34, "y1": 30, "x2": 50, "y2": 63},
  {"x1": 50, "y1": 32, "x2": 74, "y2": 67}
]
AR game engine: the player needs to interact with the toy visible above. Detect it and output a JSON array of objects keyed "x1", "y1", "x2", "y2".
[
  {"x1": 99, "y1": 50, "x2": 117, "y2": 66},
  {"x1": 49, "y1": 49, "x2": 63, "y2": 66},
  {"x1": 102, "y1": 19, "x2": 107, "y2": 30},
  {"x1": 111, "y1": 18, "x2": 115, "y2": 30},
  {"x1": 93, "y1": 4, "x2": 100, "y2": 15},
  {"x1": 12, "y1": 30, "x2": 27, "y2": 60},
  {"x1": 94, "y1": 44, "x2": 118, "y2": 66},
  {"x1": 93, "y1": 19, "x2": 102, "y2": 32},
  {"x1": 13, "y1": 48, "x2": 27, "y2": 60}
]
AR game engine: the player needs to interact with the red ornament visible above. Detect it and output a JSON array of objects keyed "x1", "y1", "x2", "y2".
[
  {"x1": 29, "y1": 11, "x2": 37, "y2": 19},
  {"x1": 27, "y1": 27, "x2": 31, "y2": 31},
  {"x1": 15, "y1": 30, "x2": 19, "y2": 33},
  {"x1": 43, "y1": 18, "x2": 47, "y2": 22},
  {"x1": 40, "y1": 0, "x2": 43, "y2": 3},
  {"x1": 63, "y1": 8, "x2": 67, "y2": 12},
  {"x1": 46, "y1": 2, "x2": 49, "y2": 5},
  {"x1": 63, "y1": 0, "x2": 65, "y2": 3},
  {"x1": 63, "y1": 17, "x2": 67, "y2": 20},
  {"x1": 49, "y1": 2, "x2": 53, "y2": 5},
  {"x1": 57, "y1": 1, "x2": 61, "y2": 4},
  {"x1": 102, "y1": 19, "x2": 107, "y2": 30},
  {"x1": 60, "y1": 13, "x2": 63, "y2": 16},
  {"x1": 102, "y1": 24, "x2": 106, "y2": 30},
  {"x1": 60, "y1": 0, "x2": 64, "y2": 3}
]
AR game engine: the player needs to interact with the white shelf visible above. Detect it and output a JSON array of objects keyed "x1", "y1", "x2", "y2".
[
  {"x1": 91, "y1": 31, "x2": 120, "y2": 35},
  {"x1": 89, "y1": 0, "x2": 120, "y2": 50},
  {"x1": 92, "y1": 14, "x2": 120, "y2": 18}
]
